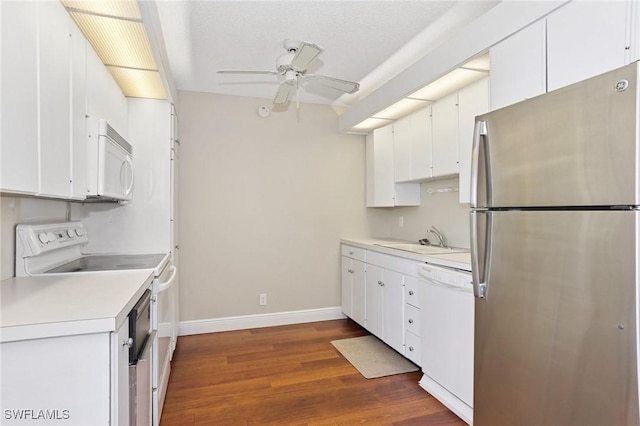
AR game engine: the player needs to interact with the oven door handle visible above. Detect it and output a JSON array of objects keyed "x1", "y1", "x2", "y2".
[{"x1": 158, "y1": 266, "x2": 177, "y2": 293}]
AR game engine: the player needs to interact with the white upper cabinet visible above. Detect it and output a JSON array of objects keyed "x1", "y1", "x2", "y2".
[
  {"x1": 1, "y1": 1, "x2": 78, "y2": 199},
  {"x1": 546, "y1": 0, "x2": 630, "y2": 92},
  {"x1": 490, "y1": 20, "x2": 547, "y2": 111},
  {"x1": 38, "y1": 1, "x2": 73, "y2": 198},
  {"x1": 392, "y1": 115, "x2": 413, "y2": 183},
  {"x1": 370, "y1": 78, "x2": 488, "y2": 207},
  {"x1": 0, "y1": 1, "x2": 125, "y2": 200},
  {"x1": 458, "y1": 78, "x2": 489, "y2": 204},
  {"x1": 366, "y1": 125, "x2": 420, "y2": 207},
  {"x1": 491, "y1": 1, "x2": 632, "y2": 111},
  {"x1": 70, "y1": 18, "x2": 88, "y2": 200},
  {"x1": 431, "y1": 93, "x2": 459, "y2": 178},
  {"x1": 393, "y1": 107, "x2": 432, "y2": 182},
  {"x1": 1, "y1": 1, "x2": 39, "y2": 195},
  {"x1": 86, "y1": 46, "x2": 128, "y2": 137}
]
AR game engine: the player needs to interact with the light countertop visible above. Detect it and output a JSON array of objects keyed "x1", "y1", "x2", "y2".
[
  {"x1": 0, "y1": 270, "x2": 154, "y2": 343},
  {"x1": 341, "y1": 237, "x2": 471, "y2": 271}
]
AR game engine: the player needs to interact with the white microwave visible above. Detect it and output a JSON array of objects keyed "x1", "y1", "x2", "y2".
[{"x1": 86, "y1": 118, "x2": 133, "y2": 202}]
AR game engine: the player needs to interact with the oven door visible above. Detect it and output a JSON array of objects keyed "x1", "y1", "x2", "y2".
[{"x1": 130, "y1": 330, "x2": 154, "y2": 426}]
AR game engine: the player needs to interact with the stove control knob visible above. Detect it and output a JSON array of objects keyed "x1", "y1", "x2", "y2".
[
  {"x1": 38, "y1": 233, "x2": 49, "y2": 244},
  {"x1": 75, "y1": 228, "x2": 85, "y2": 237},
  {"x1": 47, "y1": 232, "x2": 56, "y2": 242},
  {"x1": 67, "y1": 229, "x2": 75, "y2": 238}
]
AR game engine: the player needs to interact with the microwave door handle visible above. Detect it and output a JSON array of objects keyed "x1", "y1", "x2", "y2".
[{"x1": 121, "y1": 157, "x2": 134, "y2": 196}]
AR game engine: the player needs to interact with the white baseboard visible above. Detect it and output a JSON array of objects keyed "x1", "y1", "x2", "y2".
[{"x1": 178, "y1": 306, "x2": 346, "y2": 336}]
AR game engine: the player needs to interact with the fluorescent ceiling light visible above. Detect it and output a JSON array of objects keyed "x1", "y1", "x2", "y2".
[
  {"x1": 62, "y1": 1, "x2": 141, "y2": 20},
  {"x1": 373, "y1": 98, "x2": 431, "y2": 120},
  {"x1": 352, "y1": 117, "x2": 394, "y2": 132},
  {"x1": 461, "y1": 53, "x2": 490, "y2": 71},
  {"x1": 409, "y1": 68, "x2": 487, "y2": 101},
  {"x1": 353, "y1": 52, "x2": 491, "y2": 134},
  {"x1": 62, "y1": 1, "x2": 166, "y2": 100},
  {"x1": 107, "y1": 66, "x2": 166, "y2": 100},
  {"x1": 69, "y1": 12, "x2": 156, "y2": 70}
]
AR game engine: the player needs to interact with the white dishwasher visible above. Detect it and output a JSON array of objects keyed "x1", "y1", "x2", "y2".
[{"x1": 418, "y1": 263, "x2": 474, "y2": 425}]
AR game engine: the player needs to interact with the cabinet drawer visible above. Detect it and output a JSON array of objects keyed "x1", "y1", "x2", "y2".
[
  {"x1": 405, "y1": 304, "x2": 420, "y2": 337},
  {"x1": 405, "y1": 277, "x2": 420, "y2": 308},
  {"x1": 341, "y1": 244, "x2": 366, "y2": 262},
  {"x1": 405, "y1": 331, "x2": 421, "y2": 366}
]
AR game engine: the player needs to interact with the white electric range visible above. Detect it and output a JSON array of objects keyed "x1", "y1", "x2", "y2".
[{"x1": 15, "y1": 221, "x2": 176, "y2": 426}]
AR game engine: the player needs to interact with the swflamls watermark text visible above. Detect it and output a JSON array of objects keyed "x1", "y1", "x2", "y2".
[{"x1": 3, "y1": 409, "x2": 71, "y2": 421}]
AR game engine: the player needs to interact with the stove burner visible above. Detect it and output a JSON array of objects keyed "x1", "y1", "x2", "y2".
[
  {"x1": 44, "y1": 254, "x2": 167, "y2": 274},
  {"x1": 115, "y1": 263, "x2": 147, "y2": 268}
]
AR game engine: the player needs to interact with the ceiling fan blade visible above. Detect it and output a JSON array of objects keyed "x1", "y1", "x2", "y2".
[
  {"x1": 290, "y1": 42, "x2": 323, "y2": 71},
  {"x1": 217, "y1": 70, "x2": 278, "y2": 75},
  {"x1": 304, "y1": 74, "x2": 360, "y2": 94},
  {"x1": 273, "y1": 80, "x2": 295, "y2": 104}
]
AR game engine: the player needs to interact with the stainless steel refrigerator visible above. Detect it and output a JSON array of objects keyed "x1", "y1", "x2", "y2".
[{"x1": 470, "y1": 62, "x2": 640, "y2": 425}]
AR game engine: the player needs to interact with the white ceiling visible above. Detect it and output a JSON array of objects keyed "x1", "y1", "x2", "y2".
[{"x1": 156, "y1": 1, "x2": 499, "y2": 108}]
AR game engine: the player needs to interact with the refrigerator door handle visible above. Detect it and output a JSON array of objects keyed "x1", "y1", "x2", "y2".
[
  {"x1": 470, "y1": 120, "x2": 487, "y2": 208},
  {"x1": 470, "y1": 210, "x2": 490, "y2": 298}
]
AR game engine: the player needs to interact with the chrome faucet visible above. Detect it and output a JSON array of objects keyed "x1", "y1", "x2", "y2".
[{"x1": 428, "y1": 226, "x2": 446, "y2": 247}]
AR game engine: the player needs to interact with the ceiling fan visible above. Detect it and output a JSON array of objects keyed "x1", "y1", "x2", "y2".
[{"x1": 217, "y1": 39, "x2": 360, "y2": 106}]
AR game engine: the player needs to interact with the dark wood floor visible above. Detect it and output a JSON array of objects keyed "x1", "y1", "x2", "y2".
[{"x1": 160, "y1": 319, "x2": 466, "y2": 426}]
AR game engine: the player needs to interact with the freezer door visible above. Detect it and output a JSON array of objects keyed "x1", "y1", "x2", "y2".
[
  {"x1": 474, "y1": 210, "x2": 639, "y2": 425},
  {"x1": 471, "y1": 62, "x2": 639, "y2": 208}
]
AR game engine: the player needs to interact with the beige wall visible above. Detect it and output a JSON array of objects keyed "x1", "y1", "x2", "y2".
[
  {"x1": 176, "y1": 90, "x2": 381, "y2": 321},
  {"x1": 0, "y1": 92, "x2": 469, "y2": 321},
  {"x1": 1, "y1": 196, "x2": 69, "y2": 280}
]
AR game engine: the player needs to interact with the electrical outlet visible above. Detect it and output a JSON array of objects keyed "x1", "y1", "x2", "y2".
[
  {"x1": 399, "y1": 216, "x2": 404, "y2": 227},
  {"x1": 259, "y1": 293, "x2": 267, "y2": 306}
]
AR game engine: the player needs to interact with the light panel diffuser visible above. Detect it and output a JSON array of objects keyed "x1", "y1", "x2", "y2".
[
  {"x1": 409, "y1": 69, "x2": 487, "y2": 101},
  {"x1": 106, "y1": 66, "x2": 166, "y2": 99}
]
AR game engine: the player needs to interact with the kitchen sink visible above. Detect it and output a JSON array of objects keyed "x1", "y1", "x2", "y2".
[{"x1": 374, "y1": 242, "x2": 469, "y2": 255}]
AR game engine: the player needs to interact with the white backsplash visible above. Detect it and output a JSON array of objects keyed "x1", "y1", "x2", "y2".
[
  {"x1": 1, "y1": 196, "x2": 69, "y2": 280},
  {"x1": 369, "y1": 177, "x2": 471, "y2": 249}
]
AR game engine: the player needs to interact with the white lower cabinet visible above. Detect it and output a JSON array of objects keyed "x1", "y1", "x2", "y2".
[
  {"x1": 365, "y1": 264, "x2": 404, "y2": 354},
  {"x1": 341, "y1": 244, "x2": 423, "y2": 362},
  {"x1": 341, "y1": 245, "x2": 366, "y2": 327},
  {"x1": 404, "y1": 276, "x2": 421, "y2": 366},
  {"x1": 0, "y1": 321, "x2": 129, "y2": 425},
  {"x1": 113, "y1": 319, "x2": 131, "y2": 425}
]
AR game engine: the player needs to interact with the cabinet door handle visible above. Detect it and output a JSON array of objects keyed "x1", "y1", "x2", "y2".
[
  {"x1": 123, "y1": 337, "x2": 133, "y2": 348},
  {"x1": 408, "y1": 290, "x2": 414, "y2": 296},
  {"x1": 408, "y1": 346, "x2": 414, "y2": 352},
  {"x1": 349, "y1": 251, "x2": 354, "y2": 255},
  {"x1": 408, "y1": 318, "x2": 414, "y2": 324},
  {"x1": 378, "y1": 280, "x2": 384, "y2": 286},
  {"x1": 348, "y1": 269, "x2": 354, "y2": 274}
]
